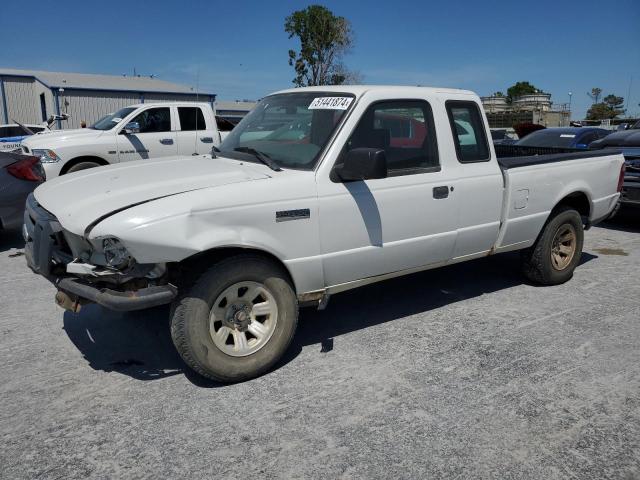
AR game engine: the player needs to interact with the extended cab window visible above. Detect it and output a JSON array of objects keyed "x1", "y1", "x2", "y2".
[
  {"x1": 343, "y1": 100, "x2": 439, "y2": 175},
  {"x1": 131, "y1": 107, "x2": 171, "y2": 133},
  {"x1": 446, "y1": 101, "x2": 490, "y2": 163},
  {"x1": 178, "y1": 107, "x2": 206, "y2": 131}
]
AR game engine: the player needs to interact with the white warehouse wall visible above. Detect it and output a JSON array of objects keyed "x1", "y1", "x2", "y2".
[
  {"x1": 59, "y1": 91, "x2": 140, "y2": 129},
  {"x1": 1, "y1": 77, "x2": 40, "y2": 124},
  {"x1": 1, "y1": 75, "x2": 214, "y2": 129}
]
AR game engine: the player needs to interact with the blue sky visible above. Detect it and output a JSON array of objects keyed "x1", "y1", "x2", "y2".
[{"x1": 1, "y1": 0, "x2": 639, "y2": 119}]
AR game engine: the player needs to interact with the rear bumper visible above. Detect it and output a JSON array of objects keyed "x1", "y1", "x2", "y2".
[
  {"x1": 620, "y1": 178, "x2": 640, "y2": 207},
  {"x1": 0, "y1": 176, "x2": 40, "y2": 231},
  {"x1": 57, "y1": 277, "x2": 177, "y2": 311}
]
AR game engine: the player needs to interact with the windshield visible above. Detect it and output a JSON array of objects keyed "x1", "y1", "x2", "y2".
[
  {"x1": 219, "y1": 92, "x2": 355, "y2": 170},
  {"x1": 516, "y1": 129, "x2": 578, "y2": 148},
  {"x1": 91, "y1": 107, "x2": 136, "y2": 130}
]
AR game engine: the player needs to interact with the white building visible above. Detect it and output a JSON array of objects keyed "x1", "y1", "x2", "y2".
[
  {"x1": 214, "y1": 100, "x2": 257, "y2": 124},
  {"x1": 0, "y1": 68, "x2": 217, "y2": 129}
]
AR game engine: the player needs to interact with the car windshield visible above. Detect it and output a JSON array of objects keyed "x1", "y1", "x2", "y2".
[
  {"x1": 219, "y1": 92, "x2": 355, "y2": 170},
  {"x1": 516, "y1": 129, "x2": 578, "y2": 148},
  {"x1": 91, "y1": 107, "x2": 136, "y2": 130}
]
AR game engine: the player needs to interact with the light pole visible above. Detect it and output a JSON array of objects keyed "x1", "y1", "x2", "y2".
[{"x1": 568, "y1": 92, "x2": 572, "y2": 125}]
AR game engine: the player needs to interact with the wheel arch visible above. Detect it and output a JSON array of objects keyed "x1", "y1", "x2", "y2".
[
  {"x1": 552, "y1": 190, "x2": 591, "y2": 222},
  {"x1": 176, "y1": 246, "x2": 299, "y2": 293},
  {"x1": 60, "y1": 155, "x2": 109, "y2": 175}
]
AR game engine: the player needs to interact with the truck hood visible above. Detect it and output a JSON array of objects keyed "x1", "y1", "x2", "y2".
[
  {"x1": 24, "y1": 128, "x2": 102, "y2": 148},
  {"x1": 34, "y1": 155, "x2": 270, "y2": 235}
]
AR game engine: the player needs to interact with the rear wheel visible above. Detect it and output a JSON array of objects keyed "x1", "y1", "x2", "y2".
[
  {"x1": 521, "y1": 206, "x2": 584, "y2": 285},
  {"x1": 170, "y1": 255, "x2": 298, "y2": 383},
  {"x1": 65, "y1": 161, "x2": 101, "y2": 174}
]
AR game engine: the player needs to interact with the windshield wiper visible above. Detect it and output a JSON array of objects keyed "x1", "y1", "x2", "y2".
[{"x1": 233, "y1": 147, "x2": 282, "y2": 172}]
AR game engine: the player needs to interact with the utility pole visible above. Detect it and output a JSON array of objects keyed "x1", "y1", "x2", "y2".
[{"x1": 625, "y1": 76, "x2": 632, "y2": 116}]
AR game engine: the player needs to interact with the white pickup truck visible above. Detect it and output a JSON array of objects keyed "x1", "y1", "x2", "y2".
[
  {"x1": 24, "y1": 86, "x2": 625, "y2": 383},
  {"x1": 21, "y1": 102, "x2": 227, "y2": 178}
]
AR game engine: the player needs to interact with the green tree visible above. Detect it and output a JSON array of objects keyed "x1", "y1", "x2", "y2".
[
  {"x1": 586, "y1": 93, "x2": 626, "y2": 120},
  {"x1": 603, "y1": 94, "x2": 625, "y2": 111},
  {"x1": 587, "y1": 87, "x2": 602, "y2": 104},
  {"x1": 285, "y1": 5, "x2": 355, "y2": 87},
  {"x1": 506, "y1": 81, "x2": 542, "y2": 102}
]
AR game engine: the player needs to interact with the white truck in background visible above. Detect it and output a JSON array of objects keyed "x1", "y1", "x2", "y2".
[{"x1": 21, "y1": 102, "x2": 233, "y2": 178}]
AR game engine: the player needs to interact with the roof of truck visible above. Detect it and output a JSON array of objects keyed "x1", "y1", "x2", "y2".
[
  {"x1": 272, "y1": 85, "x2": 476, "y2": 96},
  {"x1": 123, "y1": 101, "x2": 214, "y2": 109}
]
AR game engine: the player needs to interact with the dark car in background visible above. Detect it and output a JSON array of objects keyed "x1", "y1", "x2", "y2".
[
  {"x1": 589, "y1": 120, "x2": 640, "y2": 150},
  {"x1": 0, "y1": 152, "x2": 45, "y2": 232},
  {"x1": 515, "y1": 127, "x2": 610, "y2": 149},
  {"x1": 590, "y1": 121, "x2": 640, "y2": 212},
  {"x1": 490, "y1": 128, "x2": 518, "y2": 145}
]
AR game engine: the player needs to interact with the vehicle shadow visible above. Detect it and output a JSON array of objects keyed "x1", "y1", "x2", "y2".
[
  {"x1": 62, "y1": 251, "x2": 597, "y2": 387},
  {"x1": 0, "y1": 229, "x2": 25, "y2": 253},
  {"x1": 601, "y1": 210, "x2": 640, "y2": 233},
  {"x1": 288, "y1": 251, "x2": 596, "y2": 355}
]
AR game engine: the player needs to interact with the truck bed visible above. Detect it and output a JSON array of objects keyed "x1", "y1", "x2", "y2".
[
  {"x1": 494, "y1": 149, "x2": 624, "y2": 253},
  {"x1": 496, "y1": 147, "x2": 620, "y2": 169}
]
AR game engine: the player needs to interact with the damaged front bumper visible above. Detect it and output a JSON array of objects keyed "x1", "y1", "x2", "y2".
[
  {"x1": 24, "y1": 193, "x2": 177, "y2": 312},
  {"x1": 55, "y1": 278, "x2": 177, "y2": 312}
]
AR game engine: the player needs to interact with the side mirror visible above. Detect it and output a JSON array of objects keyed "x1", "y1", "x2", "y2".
[
  {"x1": 123, "y1": 121, "x2": 140, "y2": 134},
  {"x1": 333, "y1": 148, "x2": 387, "y2": 182}
]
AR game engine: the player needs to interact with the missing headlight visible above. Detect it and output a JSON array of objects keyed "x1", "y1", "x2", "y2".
[{"x1": 102, "y1": 237, "x2": 132, "y2": 269}]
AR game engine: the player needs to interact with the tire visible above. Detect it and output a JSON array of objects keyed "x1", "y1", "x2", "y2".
[
  {"x1": 65, "y1": 161, "x2": 101, "y2": 174},
  {"x1": 521, "y1": 206, "x2": 584, "y2": 285},
  {"x1": 170, "y1": 254, "x2": 298, "y2": 383}
]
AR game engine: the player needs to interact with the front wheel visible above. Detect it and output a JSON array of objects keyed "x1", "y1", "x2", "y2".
[
  {"x1": 170, "y1": 255, "x2": 298, "y2": 383},
  {"x1": 521, "y1": 206, "x2": 584, "y2": 285},
  {"x1": 65, "y1": 161, "x2": 101, "y2": 174}
]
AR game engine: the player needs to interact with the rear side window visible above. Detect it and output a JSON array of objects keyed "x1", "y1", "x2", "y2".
[
  {"x1": 343, "y1": 100, "x2": 439, "y2": 175},
  {"x1": 446, "y1": 101, "x2": 490, "y2": 163},
  {"x1": 178, "y1": 107, "x2": 206, "y2": 131}
]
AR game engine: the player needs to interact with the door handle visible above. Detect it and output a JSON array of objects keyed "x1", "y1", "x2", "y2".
[
  {"x1": 200, "y1": 137, "x2": 213, "y2": 143},
  {"x1": 433, "y1": 186, "x2": 450, "y2": 199},
  {"x1": 159, "y1": 138, "x2": 173, "y2": 145}
]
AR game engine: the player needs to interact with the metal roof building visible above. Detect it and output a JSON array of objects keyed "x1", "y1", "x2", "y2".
[
  {"x1": 0, "y1": 68, "x2": 216, "y2": 129},
  {"x1": 214, "y1": 100, "x2": 257, "y2": 124}
]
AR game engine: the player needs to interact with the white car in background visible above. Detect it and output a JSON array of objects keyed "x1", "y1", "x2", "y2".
[
  {"x1": 0, "y1": 123, "x2": 49, "y2": 152},
  {"x1": 21, "y1": 102, "x2": 225, "y2": 178}
]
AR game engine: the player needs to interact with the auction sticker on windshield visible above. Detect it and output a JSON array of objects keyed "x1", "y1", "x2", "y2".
[{"x1": 308, "y1": 97, "x2": 353, "y2": 110}]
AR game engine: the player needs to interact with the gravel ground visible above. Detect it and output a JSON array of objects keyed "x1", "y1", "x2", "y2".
[{"x1": 1, "y1": 215, "x2": 639, "y2": 479}]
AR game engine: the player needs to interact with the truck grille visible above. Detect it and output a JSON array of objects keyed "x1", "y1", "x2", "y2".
[{"x1": 23, "y1": 194, "x2": 72, "y2": 277}]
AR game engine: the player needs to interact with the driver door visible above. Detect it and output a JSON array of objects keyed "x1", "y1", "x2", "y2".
[
  {"x1": 117, "y1": 106, "x2": 177, "y2": 161},
  {"x1": 316, "y1": 99, "x2": 459, "y2": 287}
]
